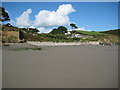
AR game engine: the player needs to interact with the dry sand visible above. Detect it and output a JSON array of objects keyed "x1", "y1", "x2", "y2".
[
  {"x1": 27, "y1": 41, "x2": 100, "y2": 46},
  {"x1": 2, "y1": 45, "x2": 118, "y2": 88}
]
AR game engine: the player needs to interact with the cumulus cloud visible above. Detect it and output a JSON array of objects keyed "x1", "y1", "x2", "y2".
[
  {"x1": 74, "y1": 27, "x2": 85, "y2": 31},
  {"x1": 38, "y1": 27, "x2": 52, "y2": 33},
  {"x1": 29, "y1": 26, "x2": 35, "y2": 28},
  {"x1": 16, "y1": 9, "x2": 32, "y2": 27},
  {"x1": 37, "y1": 27, "x2": 45, "y2": 33},
  {"x1": 57, "y1": 4, "x2": 75, "y2": 15},
  {"x1": 14, "y1": 4, "x2": 76, "y2": 33},
  {"x1": 34, "y1": 4, "x2": 75, "y2": 28},
  {"x1": 72, "y1": 27, "x2": 91, "y2": 31}
]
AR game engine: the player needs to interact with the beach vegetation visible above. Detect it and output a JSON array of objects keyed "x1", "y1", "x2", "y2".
[{"x1": 9, "y1": 47, "x2": 42, "y2": 51}]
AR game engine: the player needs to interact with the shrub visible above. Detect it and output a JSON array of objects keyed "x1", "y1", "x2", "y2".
[{"x1": 8, "y1": 36, "x2": 18, "y2": 43}]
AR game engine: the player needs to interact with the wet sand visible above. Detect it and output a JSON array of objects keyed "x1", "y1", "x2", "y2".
[
  {"x1": 2, "y1": 45, "x2": 118, "y2": 88},
  {"x1": 0, "y1": 47, "x2": 2, "y2": 89}
]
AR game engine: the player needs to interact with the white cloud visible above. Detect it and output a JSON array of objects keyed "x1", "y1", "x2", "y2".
[
  {"x1": 37, "y1": 27, "x2": 45, "y2": 33},
  {"x1": 71, "y1": 27, "x2": 91, "y2": 31},
  {"x1": 38, "y1": 27, "x2": 52, "y2": 33},
  {"x1": 75, "y1": 27, "x2": 85, "y2": 31},
  {"x1": 14, "y1": 4, "x2": 76, "y2": 33},
  {"x1": 69, "y1": 27, "x2": 85, "y2": 31},
  {"x1": 34, "y1": 4, "x2": 75, "y2": 28},
  {"x1": 9, "y1": 20, "x2": 15, "y2": 25},
  {"x1": 16, "y1": 9, "x2": 32, "y2": 27},
  {"x1": 29, "y1": 26, "x2": 35, "y2": 28},
  {"x1": 57, "y1": 4, "x2": 75, "y2": 15}
]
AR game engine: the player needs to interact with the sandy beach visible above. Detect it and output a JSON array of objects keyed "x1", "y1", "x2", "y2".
[
  {"x1": 2, "y1": 45, "x2": 118, "y2": 88},
  {"x1": 0, "y1": 47, "x2": 2, "y2": 89},
  {"x1": 27, "y1": 41, "x2": 100, "y2": 46}
]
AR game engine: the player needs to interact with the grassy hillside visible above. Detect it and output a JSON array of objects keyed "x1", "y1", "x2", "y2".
[
  {"x1": 99, "y1": 29, "x2": 120, "y2": 35},
  {"x1": 2, "y1": 25, "x2": 19, "y2": 31},
  {"x1": 72, "y1": 30, "x2": 107, "y2": 36},
  {"x1": 97, "y1": 29, "x2": 119, "y2": 44},
  {"x1": 71, "y1": 29, "x2": 119, "y2": 44}
]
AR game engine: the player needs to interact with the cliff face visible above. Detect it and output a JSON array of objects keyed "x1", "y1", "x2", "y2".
[
  {"x1": 2, "y1": 30, "x2": 20, "y2": 43},
  {"x1": 1, "y1": 25, "x2": 20, "y2": 43},
  {"x1": 99, "y1": 29, "x2": 120, "y2": 44}
]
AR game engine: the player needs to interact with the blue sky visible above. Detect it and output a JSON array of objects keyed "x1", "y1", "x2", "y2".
[{"x1": 2, "y1": 2, "x2": 118, "y2": 32}]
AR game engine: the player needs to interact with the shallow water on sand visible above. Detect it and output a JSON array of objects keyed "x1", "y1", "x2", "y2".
[{"x1": 2, "y1": 45, "x2": 118, "y2": 88}]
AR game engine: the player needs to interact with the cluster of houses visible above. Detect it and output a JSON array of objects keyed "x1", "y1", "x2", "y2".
[{"x1": 65, "y1": 31, "x2": 93, "y2": 39}]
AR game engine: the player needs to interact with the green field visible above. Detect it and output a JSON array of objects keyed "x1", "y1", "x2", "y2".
[{"x1": 74, "y1": 30, "x2": 107, "y2": 35}]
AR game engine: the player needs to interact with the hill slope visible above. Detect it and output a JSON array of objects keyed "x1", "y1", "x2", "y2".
[
  {"x1": 99, "y1": 29, "x2": 120, "y2": 35},
  {"x1": 73, "y1": 30, "x2": 107, "y2": 36},
  {"x1": 71, "y1": 29, "x2": 119, "y2": 44}
]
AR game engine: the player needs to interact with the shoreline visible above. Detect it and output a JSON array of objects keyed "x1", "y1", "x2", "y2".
[
  {"x1": 27, "y1": 41, "x2": 100, "y2": 46},
  {"x1": 2, "y1": 41, "x2": 117, "y2": 50}
]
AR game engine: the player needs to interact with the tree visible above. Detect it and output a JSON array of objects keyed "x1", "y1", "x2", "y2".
[
  {"x1": 50, "y1": 26, "x2": 68, "y2": 34},
  {"x1": 21, "y1": 28, "x2": 39, "y2": 34},
  {"x1": 57, "y1": 26, "x2": 68, "y2": 34},
  {"x1": 70, "y1": 23, "x2": 78, "y2": 29},
  {"x1": 5, "y1": 23, "x2": 12, "y2": 27},
  {"x1": 0, "y1": 7, "x2": 10, "y2": 22},
  {"x1": 50, "y1": 28, "x2": 58, "y2": 34},
  {"x1": 29, "y1": 28, "x2": 39, "y2": 33}
]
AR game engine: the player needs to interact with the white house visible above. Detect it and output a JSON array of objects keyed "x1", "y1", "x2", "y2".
[
  {"x1": 67, "y1": 34, "x2": 83, "y2": 38},
  {"x1": 65, "y1": 31, "x2": 71, "y2": 35},
  {"x1": 67, "y1": 33, "x2": 93, "y2": 38}
]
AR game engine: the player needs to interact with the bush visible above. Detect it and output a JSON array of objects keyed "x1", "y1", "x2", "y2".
[
  {"x1": 8, "y1": 36, "x2": 18, "y2": 43},
  {"x1": 72, "y1": 37, "x2": 80, "y2": 41}
]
